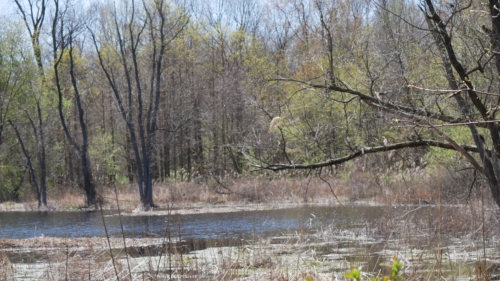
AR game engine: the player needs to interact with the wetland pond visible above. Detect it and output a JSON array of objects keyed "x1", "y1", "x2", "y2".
[
  {"x1": 0, "y1": 205, "x2": 431, "y2": 239},
  {"x1": 2, "y1": 205, "x2": 500, "y2": 279}
]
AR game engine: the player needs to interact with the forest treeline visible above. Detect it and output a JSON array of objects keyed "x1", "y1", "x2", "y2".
[{"x1": 2, "y1": 0, "x2": 500, "y2": 209}]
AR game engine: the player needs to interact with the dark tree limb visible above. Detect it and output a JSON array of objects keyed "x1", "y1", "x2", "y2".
[
  {"x1": 421, "y1": 0, "x2": 500, "y2": 207},
  {"x1": 14, "y1": 0, "x2": 46, "y2": 76},
  {"x1": 270, "y1": 78, "x2": 475, "y2": 126},
  {"x1": 254, "y1": 140, "x2": 481, "y2": 171},
  {"x1": 8, "y1": 120, "x2": 42, "y2": 207},
  {"x1": 49, "y1": 0, "x2": 96, "y2": 207}
]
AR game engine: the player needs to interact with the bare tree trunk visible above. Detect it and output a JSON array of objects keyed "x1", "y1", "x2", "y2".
[
  {"x1": 51, "y1": 0, "x2": 96, "y2": 207},
  {"x1": 29, "y1": 100, "x2": 47, "y2": 207},
  {"x1": 14, "y1": 0, "x2": 48, "y2": 207},
  {"x1": 92, "y1": 0, "x2": 188, "y2": 209},
  {"x1": 423, "y1": 0, "x2": 500, "y2": 207},
  {"x1": 8, "y1": 120, "x2": 43, "y2": 208}
]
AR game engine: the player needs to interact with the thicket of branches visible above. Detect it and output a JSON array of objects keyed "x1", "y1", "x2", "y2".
[{"x1": 1, "y1": 0, "x2": 499, "y2": 209}]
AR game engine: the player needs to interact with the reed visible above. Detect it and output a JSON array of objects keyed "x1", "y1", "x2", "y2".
[
  {"x1": 2, "y1": 200, "x2": 500, "y2": 280},
  {"x1": 2, "y1": 161, "x2": 500, "y2": 280},
  {"x1": 5, "y1": 158, "x2": 485, "y2": 212},
  {"x1": 268, "y1": 116, "x2": 281, "y2": 132}
]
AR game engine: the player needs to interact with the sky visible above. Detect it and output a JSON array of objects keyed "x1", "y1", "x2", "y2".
[{"x1": 0, "y1": 0, "x2": 17, "y2": 15}]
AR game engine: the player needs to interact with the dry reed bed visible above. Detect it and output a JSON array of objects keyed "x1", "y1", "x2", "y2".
[
  {"x1": 2, "y1": 167, "x2": 500, "y2": 280},
  {"x1": 8, "y1": 168, "x2": 472, "y2": 212},
  {"x1": 2, "y1": 232, "x2": 500, "y2": 280},
  {"x1": 2, "y1": 203, "x2": 500, "y2": 280}
]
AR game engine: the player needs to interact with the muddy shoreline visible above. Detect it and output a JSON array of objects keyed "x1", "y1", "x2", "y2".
[
  {"x1": 2, "y1": 202, "x2": 500, "y2": 280},
  {"x1": 0, "y1": 199, "x2": 377, "y2": 214},
  {"x1": 0, "y1": 200, "x2": 384, "y2": 249}
]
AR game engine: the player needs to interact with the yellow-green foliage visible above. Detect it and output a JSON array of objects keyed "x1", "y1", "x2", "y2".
[
  {"x1": 0, "y1": 17, "x2": 37, "y2": 114},
  {"x1": 0, "y1": 17, "x2": 39, "y2": 200},
  {"x1": 425, "y1": 126, "x2": 485, "y2": 167},
  {"x1": 0, "y1": 164, "x2": 23, "y2": 201},
  {"x1": 89, "y1": 131, "x2": 126, "y2": 184},
  {"x1": 345, "y1": 256, "x2": 403, "y2": 281}
]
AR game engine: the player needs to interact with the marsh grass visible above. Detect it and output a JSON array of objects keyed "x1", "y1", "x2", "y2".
[
  {"x1": 3, "y1": 162, "x2": 500, "y2": 280},
  {"x1": 3, "y1": 201, "x2": 500, "y2": 280},
  {"x1": 5, "y1": 155, "x2": 486, "y2": 212},
  {"x1": 0, "y1": 252, "x2": 14, "y2": 280}
]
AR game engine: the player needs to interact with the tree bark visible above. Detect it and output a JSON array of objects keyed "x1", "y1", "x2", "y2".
[
  {"x1": 51, "y1": 0, "x2": 96, "y2": 207},
  {"x1": 91, "y1": 0, "x2": 189, "y2": 208},
  {"x1": 8, "y1": 120, "x2": 45, "y2": 208}
]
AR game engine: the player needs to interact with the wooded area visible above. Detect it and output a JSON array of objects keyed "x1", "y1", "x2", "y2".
[{"x1": 2, "y1": 0, "x2": 500, "y2": 209}]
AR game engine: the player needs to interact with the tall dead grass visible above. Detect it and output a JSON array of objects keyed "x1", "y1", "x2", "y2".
[
  {"x1": 0, "y1": 251, "x2": 14, "y2": 280},
  {"x1": 3, "y1": 204, "x2": 500, "y2": 281},
  {"x1": 7, "y1": 151, "x2": 489, "y2": 212},
  {"x1": 3, "y1": 151, "x2": 500, "y2": 280}
]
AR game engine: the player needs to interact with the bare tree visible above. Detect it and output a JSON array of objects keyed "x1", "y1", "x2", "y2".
[
  {"x1": 14, "y1": 0, "x2": 47, "y2": 77},
  {"x1": 92, "y1": 0, "x2": 189, "y2": 208},
  {"x1": 0, "y1": 12, "x2": 47, "y2": 207},
  {"x1": 251, "y1": 0, "x2": 500, "y2": 209},
  {"x1": 50, "y1": 0, "x2": 97, "y2": 207}
]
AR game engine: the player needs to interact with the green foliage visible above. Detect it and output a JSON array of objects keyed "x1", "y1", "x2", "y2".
[
  {"x1": 345, "y1": 268, "x2": 361, "y2": 281},
  {"x1": 345, "y1": 256, "x2": 403, "y2": 281},
  {"x1": 1, "y1": 0, "x2": 497, "y2": 206},
  {"x1": 66, "y1": 204, "x2": 79, "y2": 210},
  {"x1": 425, "y1": 126, "x2": 483, "y2": 168},
  {"x1": 379, "y1": 256, "x2": 404, "y2": 281},
  {"x1": 0, "y1": 16, "x2": 37, "y2": 115},
  {"x1": 0, "y1": 17, "x2": 39, "y2": 202},
  {"x1": 89, "y1": 131, "x2": 125, "y2": 185},
  {"x1": 0, "y1": 164, "x2": 24, "y2": 202}
]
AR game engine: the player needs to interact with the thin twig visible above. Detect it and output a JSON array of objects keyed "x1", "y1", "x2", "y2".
[
  {"x1": 317, "y1": 168, "x2": 343, "y2": 206},
  {"x1": 98, "y1": 197, "x2": 120, "y2": 281},
  {"x1": 114, "y1": 184, "x2": 132, "y2": 280},
  {"x1": 45, "y1": 249, "x2": 54, "y2": 281},
  {"x1": 408, "y1": 84, "x2": 500, "y2": 97},
  {"x1": 408, "y1": 85, "x2": 463, "y2": 94},
  {"x1": 395, "y1": 119, "x2": 500, "y2": 128},
  {"x1": 65, "y1": 245, "x2": 69, "y2": 281},
  {"x1": 156, "y1": 203, "x2": 171, "y2": 279}
]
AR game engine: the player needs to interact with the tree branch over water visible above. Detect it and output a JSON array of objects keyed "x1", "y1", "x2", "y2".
[{"x1": 253, "y1": 140, "x2": 481, "y2": 171}]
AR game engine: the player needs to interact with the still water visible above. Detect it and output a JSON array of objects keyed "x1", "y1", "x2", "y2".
[{"x1": 0, "y1": 205, "x2": 422, "y2": 239}]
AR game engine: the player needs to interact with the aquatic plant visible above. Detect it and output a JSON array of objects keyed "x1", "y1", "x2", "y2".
[{"x1": 345, "y1": 256, "x2": 403, "y2": 281}]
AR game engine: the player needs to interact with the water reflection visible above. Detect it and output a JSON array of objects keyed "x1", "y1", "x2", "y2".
[{"x1": 0, "y1": 205, "x2": 434, "y2": 239}]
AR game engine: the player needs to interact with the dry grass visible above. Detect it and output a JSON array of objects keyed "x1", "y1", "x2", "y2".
[
  {"x1": 3, "y1": 216, "x2": 500, "y2": 281},
  {"x1": 3, "y1": 199, "x2": 500, "y2": 280},
  {"x1": 6, "y1": 161, "x2": 491, "y2": 212},
  {"x1": 4, "y1": 155, "x2": 500, "y2": 280},
  {"x1": 0, "y1": 235, "x2": 337, "y2": 280},
  {"x1": 12, "y1": 174, "x2": 345, "y2": 211},
  {"x1": 0, "y1": 251, "x2": 14, "y2": 280}
]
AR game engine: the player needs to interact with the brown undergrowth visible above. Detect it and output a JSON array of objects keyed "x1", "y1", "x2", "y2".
[
  {"x1": 2, "y1": 202, "x2": 500, "y2": 280},
  {"x1": 1, "y1": 159, "x2": 487, "y2": 211},
  {"x1": 2, "y1": 157, "x2": 500, "y2": 280}
]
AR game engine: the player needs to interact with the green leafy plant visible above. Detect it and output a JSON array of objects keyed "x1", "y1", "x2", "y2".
[
  {"x1": 345, "y1": 256, "x2": 403, "y2": 281},
  {"x1": 376, "y1": 256, "x2": 403, "y2": 281},
  {"x1": 345, "y1": 268, "x2": 361, "y2": 281}
]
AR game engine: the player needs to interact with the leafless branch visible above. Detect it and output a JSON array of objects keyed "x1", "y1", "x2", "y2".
[{"x1": 254, "y1": 140, "x2": 481, "y2": 171}]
